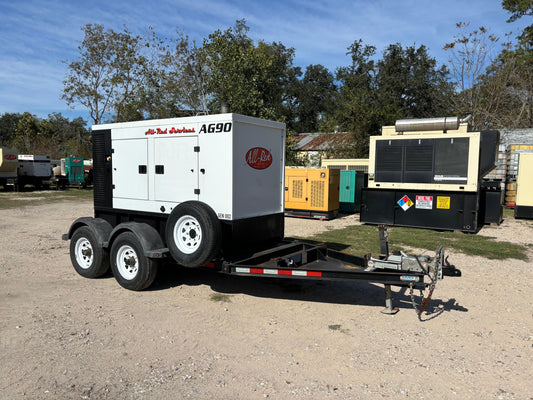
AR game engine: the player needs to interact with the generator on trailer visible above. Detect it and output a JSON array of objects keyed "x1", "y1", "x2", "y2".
[{"x1": 63, "y1": 113, "x2": 460, "y2": 314}]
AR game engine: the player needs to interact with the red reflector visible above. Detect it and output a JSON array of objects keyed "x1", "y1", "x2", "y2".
[
  {"x1": 307, "y1": 271, "x2": 322, "y2": 277},
  {"x1": 250, "y1": 268, "x2": 264, "y2": 274},
  {"x1": 278, "y1": 270, "x2": 292, "y2": 275},
  {"x1": 204, "y1": 263, "x2": 215, "y2": 268}
]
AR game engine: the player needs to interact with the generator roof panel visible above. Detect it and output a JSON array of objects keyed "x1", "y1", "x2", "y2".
[{"x1": 93, "y1": 113, "x2": 285, "y2": 131}]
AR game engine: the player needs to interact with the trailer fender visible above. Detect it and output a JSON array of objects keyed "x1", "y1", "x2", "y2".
[
  {"x1": 63, "y1": 217, "x2": 113, "y2": 248},
  {"x1": 108, "y1": 222, "x2": 168, "y2": 259}
]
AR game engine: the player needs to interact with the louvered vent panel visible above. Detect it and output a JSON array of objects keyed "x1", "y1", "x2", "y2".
[
  {"x1": 292, "y1": 179, "x2": 304, "y2": 199},
  {"x1": 310, "y1": 180, "x2": 325, "y2": 208}
]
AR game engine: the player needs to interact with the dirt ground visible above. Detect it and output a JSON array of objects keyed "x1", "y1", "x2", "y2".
[{"x1": 1, "y1": 196, "x2": 532, "y2": 399}]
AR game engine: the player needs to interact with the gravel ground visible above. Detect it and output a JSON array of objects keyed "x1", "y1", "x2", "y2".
[{"x1": 1, "y1": 197, "x2": 532, "y2": 399}]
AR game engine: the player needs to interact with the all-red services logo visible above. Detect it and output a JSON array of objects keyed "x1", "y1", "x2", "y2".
[
  {"x1": 72, "y1": 158, "x2": 81, "y2": 163},
  {"x1": 246, "y1": 147, "x2": 272, "y2": 170},
  {"x1": 4, "y1": 154, "x2": 16, "y2": 160}
]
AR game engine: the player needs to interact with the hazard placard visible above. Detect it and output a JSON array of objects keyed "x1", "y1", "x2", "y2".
[
  {"x1": 415, "y1": 195, "x2": 433, "y2": 209},
  {"x1": 437, "y1": 196, "x2": 451, "y2": 209},
  {"x1": 397, "y1": 195, "x2": 413, "y2": 211}
]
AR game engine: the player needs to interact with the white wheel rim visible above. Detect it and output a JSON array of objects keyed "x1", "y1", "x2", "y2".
[
  {"x1": 116, "y1": 245, "x2": 139, "y2": 280},
  {"x1": 174, "y1": 215, "x2": 202, "y2": 254},
  {"x1": 74, "y1": 237, "x2": 93, "y2": 269}
]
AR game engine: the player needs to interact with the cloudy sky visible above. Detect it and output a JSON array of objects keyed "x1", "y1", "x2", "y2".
[{"x1": 0, "y1": 0, "x2": 528, "y2": 123}]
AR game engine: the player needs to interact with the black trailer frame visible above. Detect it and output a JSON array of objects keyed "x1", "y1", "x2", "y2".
[{"x1": 209, "y1": 235, "x2": 459, "y2": 314}]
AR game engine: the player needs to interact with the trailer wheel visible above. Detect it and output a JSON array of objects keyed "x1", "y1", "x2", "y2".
[
  {"x1": 70, "y1": 226, "x2": 110, "y2": 278},
  {"x1": 110, "y1": 232, "x2": 158, "y2": 291},
  {"x1": 166, "y1": 202, "x2": 221, "y2": 267}
]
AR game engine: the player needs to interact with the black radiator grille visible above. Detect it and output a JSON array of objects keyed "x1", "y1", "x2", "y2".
[{"x1": 92, "y1": 130, "x2": 113, "y2": 208}]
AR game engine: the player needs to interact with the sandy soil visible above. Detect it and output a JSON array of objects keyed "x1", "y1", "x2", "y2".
[{"x1": 1, "y1": 197, "x2": 532, "y2": 399}]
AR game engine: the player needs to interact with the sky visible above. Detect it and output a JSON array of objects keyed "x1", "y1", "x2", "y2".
[{"x1": 0, "y1": 0, "x2": 529, "y2": 124}]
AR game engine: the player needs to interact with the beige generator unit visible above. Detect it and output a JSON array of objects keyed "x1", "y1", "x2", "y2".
[
  {"x1": 361, "y1": 117, "x2": 500, "y2": 233},
  {"x1": 284, "y1": 167, "x2": 340, "y2": 219},
  {"x1": 0, "y1": 147, "x2": 18, "y2": 190},
  {"x1": 515, "y1": 152, "x2": 533, "y2": 219}
]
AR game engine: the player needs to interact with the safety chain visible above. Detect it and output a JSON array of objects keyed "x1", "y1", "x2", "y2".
[{"x1": 409, "y1": 249, "x2": 441, "y2": 318}]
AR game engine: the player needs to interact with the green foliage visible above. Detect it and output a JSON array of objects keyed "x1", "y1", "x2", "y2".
[
  {"x1": 502, "y1": 0, "x2": 533, "y2": 23},
  {"x1": 0, "y1": 112, "x2": 90, "y2": 158},
  {"x1": 62, "y1": 24, "x2": 146, "y2": 124},
  {"x1": 292, "y1": 64, "x2": 336, "y2": 133},
  {"x1": 12, "y1": 112, "x2": 38, "y2": 154},
  {"x1": 377, "y1": 44, "x2": 454, "y2": 119},
  {"x1": 0, "y1": 113, "x2": 23, "y2": 146},
  {"x1": 331, "y1": 40, "x2": 453, "y2": 157},
  {"x1": 198, "y1": 19, "x2": 299, "y2": 120}
]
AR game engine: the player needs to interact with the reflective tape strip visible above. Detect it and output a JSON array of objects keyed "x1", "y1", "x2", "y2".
[{"x1": 235, "y1": 267, "x2": 322, "y2": 277}]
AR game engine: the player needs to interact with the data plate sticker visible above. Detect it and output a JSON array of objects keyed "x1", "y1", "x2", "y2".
[
  {"x1": 415, "y1": 195, "x2": 433, "y2": 210},
  {"x1": 397, "y1": 195, "x2": 413, "y2": 211},
  {"x1": 437, "y1": 196, "x2": 451, "y2": 209},
  {"x1": 400, "y1": 275, "x2": 420, "y2": 282}
]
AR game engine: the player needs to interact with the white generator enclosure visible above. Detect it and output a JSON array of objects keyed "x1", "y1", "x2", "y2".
[{"x1": 92, "y1": 114, "x2": 286, "y2": 259}]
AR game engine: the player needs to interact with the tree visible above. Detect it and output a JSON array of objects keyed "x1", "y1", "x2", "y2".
[
  {"x1": 292, "y1": 64, "x2": 336, "y2": 133},
  {"x1": 503, "y1": 0, "x2": 533, "y2": 64},
  {"x1": 377, "y1": 43, "x2": 454, "y2": 119},
  {"x1": 198, "y1": 19, "x2": 299, "y2": 119},
  {"x1": 333, "y1": 39, "x2": 379, "y2": 157},
  {"x1": 133, "y1": 28, "x2": 211, "y2": 119},
  {"x1": 38, "y1": 113, "x2": 91, "y2": 158},
  {"x1": 0, "y1": 113, "x2": 23, "y2": 146},
  {"x1": 62, "y1": 24, "x2": 145, "y2": 124},
  {"x1": 11, "y1": 112, "x2": 39, "y2": 154},
  {"x1": 502, "y1": 0, "x2": 533, "y2": 22},
  {"x1": 443, "y1": 22, "x2": 499, "y2": 128}
]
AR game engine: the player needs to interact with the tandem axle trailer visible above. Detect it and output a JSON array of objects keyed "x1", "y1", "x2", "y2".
[{"x1": 63, "y1": 113, "x2": 460, "y2": 315}]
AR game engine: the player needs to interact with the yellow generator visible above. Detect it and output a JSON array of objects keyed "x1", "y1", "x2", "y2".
[{"x1": 284, "y1": 167, "x2": 340, "y2": 219}]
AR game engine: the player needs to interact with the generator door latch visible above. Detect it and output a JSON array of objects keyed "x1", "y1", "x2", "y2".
[
  {"x1": 138, "y1": 165, "x2": 147, "y2": 174},
  {"x1": 155, "y1": 165, "x2": 164, "y2": 174},
  {"x1": 194, "y1": 146, "x2": 200, "y2": 152},
  {"x1": 194, "y1": 189, "x2": 200, "y2": 195}
]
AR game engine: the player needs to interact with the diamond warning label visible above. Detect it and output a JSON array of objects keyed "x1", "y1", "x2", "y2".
[{"x1": 397, "y1": 195, "x2": 413, "y2": 211}]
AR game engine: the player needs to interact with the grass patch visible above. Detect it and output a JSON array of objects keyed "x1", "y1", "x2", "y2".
[
  {"x1": 0, "y1": 188, "x2": 93, "y2": 209},
  {"x1": 301, "y1": 224, "x2": 529, "y2": 261},
  {"x1": 328, "y1": 324, "x2": 349, "y2": 334},
  {"x1": 210, "y1": 293, "x2": 232, "y2": 303}
]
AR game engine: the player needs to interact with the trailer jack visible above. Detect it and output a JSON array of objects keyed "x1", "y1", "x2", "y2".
[
  {"x1": 382, "y1": 284, "x2": 399, "y2": 315},
  {"x1": 373, "y1": 225, "x2": 461, "y2": 316}
]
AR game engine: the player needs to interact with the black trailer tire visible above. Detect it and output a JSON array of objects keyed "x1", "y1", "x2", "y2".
[
  {"x1": 70, "y1": 226, "x2": 110, "y2": 278},
  {"x1": 166, "y1": 202, "x2": 221, "y2": 268},
  {"x1": 110, "y1": 232, "x2": 158, "y2": 291}
]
